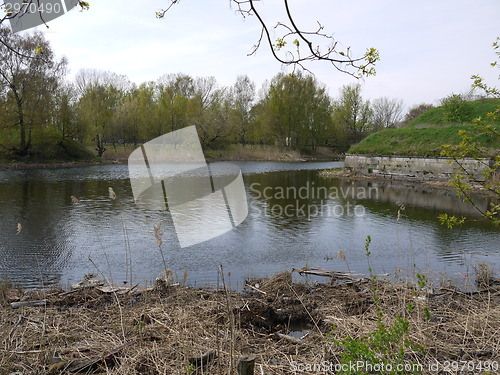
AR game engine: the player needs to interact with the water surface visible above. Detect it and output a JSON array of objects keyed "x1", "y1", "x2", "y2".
[{"x1": 0, "y1": 162, "x2": 498, "y2": 289}]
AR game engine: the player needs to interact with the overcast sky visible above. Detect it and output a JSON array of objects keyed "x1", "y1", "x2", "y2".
[{"x1": 27, "y1": 0, "x2": 500, "y2": 110}]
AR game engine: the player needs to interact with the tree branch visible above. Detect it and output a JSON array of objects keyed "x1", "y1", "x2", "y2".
[{"x1": 157, "y1": 0, "x2": 379, "y2": 77}]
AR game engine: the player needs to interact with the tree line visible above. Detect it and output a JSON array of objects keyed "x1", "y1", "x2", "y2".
[{"x1": 0, "y1": 27, "x2": 405, "y2": 158}]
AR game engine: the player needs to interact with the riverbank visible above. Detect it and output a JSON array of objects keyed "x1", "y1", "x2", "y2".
[
  {"x1": 205, "y1": 145, "x2": 340, "y2": 162},
  {"x1": 1, "y1": 270, "x2": 499, "y2": 374},
  {"x1": 0, "y1": 146, "x2": 340, "y2": 171},
  {"x1": 0, "y1": 160, "x2": 122, "y2": 171}
]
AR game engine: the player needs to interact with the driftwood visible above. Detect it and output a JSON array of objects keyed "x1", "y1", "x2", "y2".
[
  {"x1": 10, "y1": 300, "x2": 47, "y2": 309},
  {"x1": 188, "y1": 349, "x2": 217, "y2": 367},
  {"x1": 237, "y1": 355, "x2": 256, "y2": 375},
  {"x1": 71, "y1": 278, "x2": 104, "y2": 290},
  {"x1": 96, "y1": 285, "x2": 138, "y2": 295},
  {"x1": 292, "y1": 267, "x2": 355, "y2": 280},
  {"x1": 48, "y1": 341, "x2": 134, "y2": 374}
]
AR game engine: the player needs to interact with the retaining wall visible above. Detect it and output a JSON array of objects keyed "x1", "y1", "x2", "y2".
[{"x1": 344, "y1": 154, "x2": 493, "y2": 181}]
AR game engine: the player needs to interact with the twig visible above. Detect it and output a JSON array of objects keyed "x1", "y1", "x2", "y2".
[
  {"x1": 245, "y1": 283, "x2": 267, "y2": 295},
  {"x1": 219, "y1": 264, "x2": 235, "y2": 375}
]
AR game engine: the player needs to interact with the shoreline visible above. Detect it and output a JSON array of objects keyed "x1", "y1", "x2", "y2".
[
  {"x1": 0, "y1": 155, "x2": 341, "y2": 171},
  {"x1": 1, "y1": 270, "x2": 498, "y2": 374},
  {"x1": 320, "y1": 168, "x2": 496, "y2": 195},
  {"x1": 0, "y1": 160, "x2": 123, "y2": 171}
]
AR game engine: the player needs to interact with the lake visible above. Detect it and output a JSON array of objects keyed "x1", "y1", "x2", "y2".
[{"x1": 0, "y1": 161, "x2": 498, "y2": 290}]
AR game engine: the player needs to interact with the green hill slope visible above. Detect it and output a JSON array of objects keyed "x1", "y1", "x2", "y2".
[
  {"x1": 348, "y1": 126, "x2": 499, "y2": 157},
  {"x1": 0, "y1": 130, "x2": 94, "y2": 162},
  {"x1": 406, "y1": 98, "x2": 500, "y2": 128},
  {"x1": 348, "y1": 98, "x2": 500, "y2": 157}
]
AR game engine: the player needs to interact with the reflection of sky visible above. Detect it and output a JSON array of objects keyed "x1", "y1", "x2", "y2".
[{"x1": 0, "y1": 162, "x2": 498, "y2": 289}]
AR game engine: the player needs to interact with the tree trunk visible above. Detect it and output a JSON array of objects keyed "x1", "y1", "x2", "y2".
[
  {"x1": 237, "y1": 356, "x2": 255, "y2": 375},
  {"x1": 13, "y1": 89, "x2": 28, "y2": 155},
  {"x1": 95, "y1": 134, "x2": 106, "y2": 157}
]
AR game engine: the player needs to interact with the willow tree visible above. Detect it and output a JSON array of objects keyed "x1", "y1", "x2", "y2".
[
  {"x1": 75, "y1": 69, "x2": 129, "y2": 157},
  {"x1": 0, "y1": 26, "x2": 67, "y2": 155},
  {"x1": 156, "y1": 73, "x2": 194, "y2": 136},
  {"x1": 262, "y1": 72, "x2": 332, "y2": 150},
  {"x1": 332, "y1": 84, "x2": 372, "y2": 146},
  {"x1": 232, "y1": 75, "x2": 256, "y2": 145}
]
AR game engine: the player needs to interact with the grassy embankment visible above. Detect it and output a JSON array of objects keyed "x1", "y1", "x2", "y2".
[
  {"x1": 102, "y1": 144, "x2": 337, "y2": 162},
  {"x1": 100, "y1": 144, "x2": 306, "y2": 162},
  {"x1": 349, "y1": 98, "x2": 500, "y2": 157},
  {"x1": 0, "y1": 129, "x2": 94, "y2": 164}
]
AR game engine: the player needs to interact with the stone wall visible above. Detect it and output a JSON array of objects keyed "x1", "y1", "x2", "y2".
[{"x1": 344, "y1": 154, "x2": 494, "y2": 181}]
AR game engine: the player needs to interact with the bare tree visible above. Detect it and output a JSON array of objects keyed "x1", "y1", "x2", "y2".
[
  {"x1": 189, "y1": 77, "x2": 235, "y2": 149},
  {"x1": 371, "y1": 97, "x2": 404, "y2": 130},
  {"x1": 403, "y1": 103, "x2": 434, "y2": 125}
]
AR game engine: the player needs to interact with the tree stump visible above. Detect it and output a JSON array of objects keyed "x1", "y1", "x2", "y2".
[{"x1": 237, "y1": 355, "x2": 255, "y2": 375}]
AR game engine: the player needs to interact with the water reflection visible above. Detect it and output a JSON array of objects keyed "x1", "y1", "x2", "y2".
[
  {"x1": 0, "y1": 162, "x2": 498, "y2": 289},
  {"x1": 0, "y1": 178, "x2": 73, "y2": 286}
]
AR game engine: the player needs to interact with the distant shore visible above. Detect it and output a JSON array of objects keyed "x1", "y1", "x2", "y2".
[
  {"x1": 0, "y1": 147, "x2": 341, "y2": 171},
  {"x1": 0, "y1": 160, "x2": 121, "y2": 171}
]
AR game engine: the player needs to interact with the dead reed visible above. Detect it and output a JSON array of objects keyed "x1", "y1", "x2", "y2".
[{"x1": 0, "y1": 273, "x2": 498, "y2": 374}]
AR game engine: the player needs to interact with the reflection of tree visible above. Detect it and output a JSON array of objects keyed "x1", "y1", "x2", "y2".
[
  {"x1": 248, "y1": 170, "x2": 342, "y2": 231},
  {"x1": 0, "y1": 177, "x2": 74, "y2": 286}
]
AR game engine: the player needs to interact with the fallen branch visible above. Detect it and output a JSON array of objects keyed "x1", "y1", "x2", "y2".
[
  {"x1": 245, "y1": 283, "x2": 267, "y2": 295},
  {"x1": 292, "y1": 267, "x2": 355, "y2": 280},
  {"x1": 49, "y1": 341, "x2": 135, "y2": 374},
  {"x1": 275, "y1": 332, "x2": 304, "y2": 345}
]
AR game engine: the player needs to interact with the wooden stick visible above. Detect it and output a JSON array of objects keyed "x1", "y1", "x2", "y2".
[
  {"x1": 245, "y1": 283, "x2": 267, "y2": 295},
  {"x1": 10, "y1": 300, "x2": 47, "y2": 309}
]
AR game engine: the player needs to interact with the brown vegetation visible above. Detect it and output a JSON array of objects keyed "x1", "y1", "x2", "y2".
[{"x1": 0, "y1": 271, "x2": 499, "y2": 374}]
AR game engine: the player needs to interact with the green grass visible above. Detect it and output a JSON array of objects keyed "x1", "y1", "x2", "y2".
[
  {"x1": 203, "y1": 144, "x2": 303, "y2": 161},
  {"x1": 0, "y1": 129, "x2": 94, "y2": 162},
  {"x1": 349, "y1": 98, "x2": 500, "y2": 157},
  {"x1": 348, "y1": 125, "x2": 500, "y2": 157},
  {"x1": 406, "y1": 98, "x2": 500, "y2": 128}
]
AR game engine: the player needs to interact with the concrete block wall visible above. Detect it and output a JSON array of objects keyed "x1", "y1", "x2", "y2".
[{"x1": 344, "y1": 154, "x2": 493, "y2": 181}]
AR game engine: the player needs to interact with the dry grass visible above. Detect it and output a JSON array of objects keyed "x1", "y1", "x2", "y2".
[
  {"x1": 0, "y1": 273, "x2": 499, "y2": 374},
  {"x1": 207, "y1": 145, "x2": 303, "y2": 162}
]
